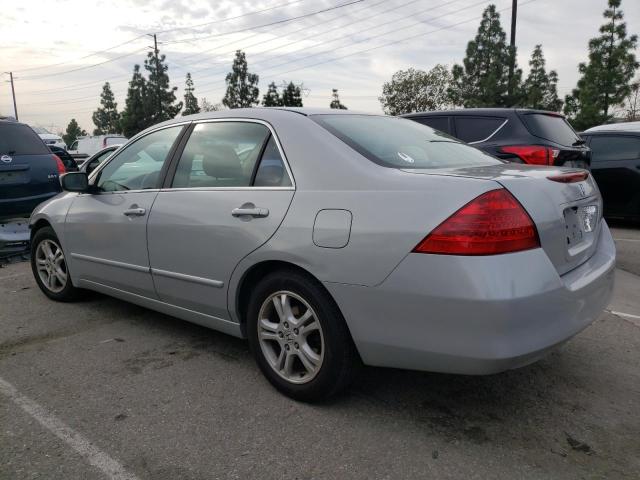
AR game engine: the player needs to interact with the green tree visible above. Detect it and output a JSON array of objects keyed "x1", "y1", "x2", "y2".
[
  {"x1": 262, "y1": 82, "x2": 283, "y2": 106},
  {"x1": 120, "y1": 65, "x2": 149, "y2": 138},
  {"x1": 564, "y1": 0, "x2": 638, "y2": 130},
  {"x1": 222, "y1": 50, "x2": 260, "y2": 109},
  {"x1": 144, "y1": 48, "x2": 182, "y2": 122},
  {"x1": 449, "y1": 5, "x2": 521, "y2": 107},
  {"x1": 62, "y1": 119, "x2": 86, "y2": 147},
  {"x1": 182, "y1": 73, "x2": 200, "y2": 116},
  {"x1": 330, "y1": 89, "x2": 348, "y2": 109},
  {"x1": 92, "y1": 82, "x2": 121, "y2": 135},
  {"x1": 379, "y1": 65, "x2": 452, "y2": 115},
  {"x1": 281, "y1": 82, "x2": 303, "y2": 107},
  {"x1": 522, "y1": 45, "x2": 563, "y2": 111},
  {"x1": 200, "y1": 97, "x2": 223, "y2": 112}
]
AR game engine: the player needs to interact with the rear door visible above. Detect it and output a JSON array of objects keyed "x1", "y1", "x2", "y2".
[
  {"x1": 452, "y1": 116, "x2": 507, "y2": 144},
  {"x1": 64, "y1": 125, "x2": 186, "y2": 297},
  {"x1": 0, "y1": 122, "x2": 59, "y2": 219},
  {"x1": 411, "y1": 116, "x2": 452, "y2": 135},
  {"x1": 147, "y1": 120, "x2": 295, "y2": 319},
  {"x1": 587, "y1": 134, "x2": 640, "y2": 218}
]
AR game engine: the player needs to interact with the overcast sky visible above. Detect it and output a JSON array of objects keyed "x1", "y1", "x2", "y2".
[{"x1": 1, "y1": 0, "x2": 638, "y2": 134}]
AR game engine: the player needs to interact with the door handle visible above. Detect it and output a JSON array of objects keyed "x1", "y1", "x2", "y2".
[
  {"x1": 123, "y1": 207, "x2": 146, "y2": 217},
  {"x1": 232, "y1": 206, "x2": 269, "y2": 218}
]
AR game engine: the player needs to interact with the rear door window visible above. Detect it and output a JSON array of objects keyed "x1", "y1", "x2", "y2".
[
  {"x1": 589, "y1": 135, "x2": 640, "y2": 163},
  {"x1": 412, "y1": 116, "x2": 450, "y2": 134},
  {"x1": 453, "y1": 117, "x2": 505, "y2": 143},
  {"x1": 519, "y1": 113, "x2": 581, "y2": 147},
  {"x1": 0, "y1": 122, "x2": 49, "y2": 155}
]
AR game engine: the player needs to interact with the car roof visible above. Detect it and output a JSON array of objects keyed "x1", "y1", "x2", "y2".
[
  {"x1": 583, "y1": 121, "x2": 640, "y2": 133},
  {"x1": 402, "y1": 108, "x2": 564, "y2": 118}
]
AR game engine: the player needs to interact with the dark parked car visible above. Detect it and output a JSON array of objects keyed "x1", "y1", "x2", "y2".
[
  {"x1": 403, "y1": 108, "x2": 591, "y2": 169},
  {"x1": 580, "y1": 129, "x2": 640, "y2": 221},
  {"x1": 0, "y1": 119, "x2": 66, "y2": 220},
  {"x1": 49, "y1": 145, "x2": 79, "y2": 172}
]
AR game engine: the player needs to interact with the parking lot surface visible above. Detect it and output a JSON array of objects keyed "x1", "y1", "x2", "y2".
[{"x1": 1, "y1": 226, "x2": 639, "y2": 479}]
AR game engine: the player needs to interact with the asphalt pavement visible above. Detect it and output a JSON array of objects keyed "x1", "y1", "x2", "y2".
[{"x1": 1, "y1": 225, "x2": 639, "y2": 480}]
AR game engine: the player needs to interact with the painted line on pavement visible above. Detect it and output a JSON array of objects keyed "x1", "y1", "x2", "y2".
[
  {"x1": 613, "y1": 238, "x2": 640, "y2": 243},
  {"x1": 0, "y1": 377, "x2": 139, "y2": 480},
  {"x1": 607, "y1": 310, "x2": 640, "y2": 327}
]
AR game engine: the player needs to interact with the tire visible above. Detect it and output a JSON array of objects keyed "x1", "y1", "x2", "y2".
[
  {"x1": 247, "y1": 269, "x2": 359, "y2": 402},
  {"x1": 30, "y1": 226, "x2": 79, "y2": 302}
]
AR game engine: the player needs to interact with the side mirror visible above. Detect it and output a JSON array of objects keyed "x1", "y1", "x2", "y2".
[{"x1": 60, "y1": 172, "x2": 89, "y2": 192}]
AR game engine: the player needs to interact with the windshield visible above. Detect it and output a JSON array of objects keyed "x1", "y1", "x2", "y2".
[
  {"x1": 31, "y1": 126, "x2": 51, "y2": 134},
  {"x1": 311, "y1": 115, "x2": 502, "y2": 169}
]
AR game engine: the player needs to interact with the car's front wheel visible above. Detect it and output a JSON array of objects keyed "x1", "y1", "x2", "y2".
[
  {"x1": 30, "y1": 226, "x2": 79, "y2": 301},
  {"x1": 247, "y1": 270, "x2": 359, "y2": 402}
]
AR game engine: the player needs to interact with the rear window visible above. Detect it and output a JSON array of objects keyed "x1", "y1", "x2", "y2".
[
  {"x1": 454, "y1": 116, "x2": 506, "y2": 143},
  {"x1": 519, "y1": 113, "x2": 580, "y2": 147},
  {"x1": 105, "y1": 137, "x2": 126, "y2": 146},
  {"x1": 311, "y1": 115, "x2": 502, "y2": 169},
  {"x1": 0, "y1": 122, "x2": 50, "y2": 155}
]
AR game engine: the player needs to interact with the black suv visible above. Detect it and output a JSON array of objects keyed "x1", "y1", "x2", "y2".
[
  {"x1": 403, "y1": 108, "x2": 591, "y2": 169},
  {"x1": 580, "y1": 128, "x2": 640, "y2": 221}
]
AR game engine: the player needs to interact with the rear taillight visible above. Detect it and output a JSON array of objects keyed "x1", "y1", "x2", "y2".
[
  {"x1": 53, "y1": 154, "x2": 66, "y2": 174},
  {"x1": 413, "y1": 189, "x2": 540, "y2": 255},
  {"x1": 500, "y1": 145, "x2": 559, "y2": 166}
]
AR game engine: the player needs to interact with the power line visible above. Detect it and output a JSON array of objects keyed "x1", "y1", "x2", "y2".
[
  {"x1": 163, "y1": 0, "x2": 365, "y2": 45},
  {"x1": 11, "y1": 35, "x2": 147, "y2": 74},
  {"x1": 195, "y1": 0, "x2": 486, "y2": 92},
  {"x1": 179, "y1": 0, "x2": 420, "y2": 75},
  {"x1": 155, "y1": 0, "x2": 310, "y2": 34}
]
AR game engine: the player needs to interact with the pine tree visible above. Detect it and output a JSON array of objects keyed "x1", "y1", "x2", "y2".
[
  {"x1": 449, "y1": 4, "x2": 521, "y2": 107},
  {"x1": 330, "y1": 89, "x2": 348, "y2": 109},
  {"x1": 92, "y1": 82, "x2": 121, "y2": 135},
  {"x1": 120, "y1": 65, "x2": 150, "y2": 138},
  {"x1": 62, "y1": 119, "x2": 86, "y2": 147},
  {"x1": 522, "y1": 45, "x2": 563, "y2": 111},
  {"x1": 182, "y1": 73, "x2": 200, "y2": 116},
  {"x1": 222, "y1": 50, "x2": 260, "y2": 109},
  {"x1": 281, "y1": 82, "x2": 303, "y2": 107},
  {"x1": 144, "y1": 48, "x2": 183, "y2": 122},
  {"x1": 262, "y1": 82, "x2": 283, "y2": 107},
  {"x1": 564, "y1": 0, "x2": 638, "y2": 130}
]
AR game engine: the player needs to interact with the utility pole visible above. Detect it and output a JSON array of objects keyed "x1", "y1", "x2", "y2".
[
  {"x1": 153, "y1": 34, "x2": 162, "y2": 120},
  {"x1": 507, "y1": 0, "x2": 518, "y2": 102},
  {"x1": 8, "y1": 72, "x2": 18, "y2": 121}
]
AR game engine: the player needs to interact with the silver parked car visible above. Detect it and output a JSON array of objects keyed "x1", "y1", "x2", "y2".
[{"x1": 29, "y1": 108, "x2": 616, "y2": 401}]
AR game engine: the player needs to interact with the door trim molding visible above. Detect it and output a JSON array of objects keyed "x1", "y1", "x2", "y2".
[
  {"x1": 151, "y1": 268, "x2": 224, "y2": 288},
  {"x1": 70, "y1": 253, "x2": 150, "y2": 273}
]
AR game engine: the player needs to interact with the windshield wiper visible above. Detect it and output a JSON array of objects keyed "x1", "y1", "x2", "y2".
[{"x1": 572, "y1": 139, "x2": 586, "y2": 146}]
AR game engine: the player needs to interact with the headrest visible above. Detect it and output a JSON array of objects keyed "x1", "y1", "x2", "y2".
[{"x1": 201, "y1": 145, "x2": 243, "y2": 178}]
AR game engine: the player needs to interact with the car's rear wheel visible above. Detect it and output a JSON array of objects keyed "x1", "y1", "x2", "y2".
[
  {"x1": 30, "y1": 227, "x2": 79, "y2": 301},
  {"x1": 247, "y1": 270, "x2": 359, "y2": 402}
]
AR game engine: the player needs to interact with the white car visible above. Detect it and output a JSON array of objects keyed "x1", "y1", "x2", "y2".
[
  {"x1": 68, "y1": 135, "x2": 128, "y2": 158},
  {"x1": 584, "y1": 120, "x2": 640, "y2": 132},
  {"x1": 31, "y1": 126, "x2": 66, "y2": 149}
]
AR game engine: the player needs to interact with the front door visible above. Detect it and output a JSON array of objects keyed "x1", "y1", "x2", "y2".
[
  {"x1": 147, "y1": 121, "x2": 295, "y2": 319},
  {"x1": 65, "y1": 125, "x2": 185, "y2": 297}
]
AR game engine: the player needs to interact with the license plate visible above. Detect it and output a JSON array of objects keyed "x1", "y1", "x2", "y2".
[
  {"x1": 0, "y1": 170, "x2": 28, "y2": 185},
  {"x1": 564, "y1": 205, "x2": 598, "y2": 247}
]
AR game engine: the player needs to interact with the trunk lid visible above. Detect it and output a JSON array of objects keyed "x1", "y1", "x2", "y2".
[{"x1": 403, "y1": 163, "x2": 602, "y2": 275}]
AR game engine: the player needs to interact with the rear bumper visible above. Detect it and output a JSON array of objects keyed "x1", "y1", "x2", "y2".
[
  {"x1": 326, "y1": 222, "x2": 616, "y2": 374},
  {"x1": 0, "y1": 218, "x2": 30, "y2": 256}
]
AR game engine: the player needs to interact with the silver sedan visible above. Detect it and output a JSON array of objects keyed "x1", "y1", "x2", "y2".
[{"x1": 29, "y1": 108, "x2": 615, "y2": 401}]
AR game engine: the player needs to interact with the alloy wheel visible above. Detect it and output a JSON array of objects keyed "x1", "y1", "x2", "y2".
[
  {"x1": 257, "y1": 291, "x2": 325, "y2": 384},
  {"x1": 35, "y1": 239, "x2": 68, "y2": 293}
]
